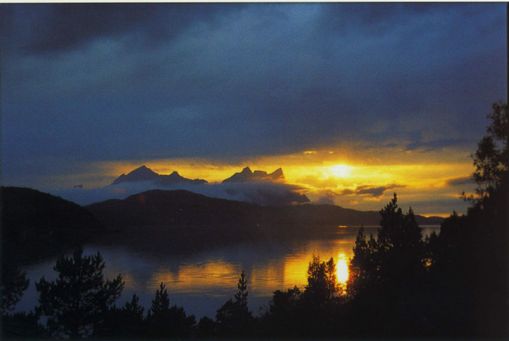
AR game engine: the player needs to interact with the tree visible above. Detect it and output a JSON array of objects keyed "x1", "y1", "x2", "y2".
[
  {"x1": 352, "y1": 194, "x2": 424, "y2": 286},
  {"x1": 98, "y1": 294, "x2": 146, "y2": 337},
  {"x1": 349, "y1": 227, "x2": 378, "y2": 296},
  {"x1": 1, "y1": 265, "x2": 36, "y2": 339},
  {"x1": 146, "y1": 282, "x2": 195, "y2": 337},
  {"x1": 348, "y1": 195, "x2": 428, "y2": 336},
  {"x1": 1, "y1": 265, "x2": 28, "y2": 314},
  {"x1": 269, "y1": 286, "x2": 301, "y2": 317},
  {"x1": 149, "y1": 282, "x2": 170, "y2": 316},
  {"x1": 258, "y1": 286, "x2": 302, "y2": 337},
  {"x1": 299, "y1": 256, "x2": 343, "y2": 336},
  {"x1": 35, "y1": 249, "x2": 124, "y2": 338},
  {"x1": 468, "y1": 103, "x2": 509, "y2": 337},
  {"x1": 235, "y1": 270, "x2": 248, "y2": 308},
  {"x1": 428, "y1": 102, "x2": 509, "y2": 337},
  {"x1": 302, "y1": 255, "x2": 339, "y2": 304},
  {"x1": 2, "y1": 312, "x2": 43, "y2": 338},
  {"x1": 197, "y1": 316, "x2": 216, "y2": 337},
  {"x1": 216, "y1": 271, "x2": 252, "y2": 336},
  {"x1": 472, "y1": 102, "x2": 509, "y2": 202},
  {"x1": 123, "y1": 294, "x2": 144, "y2": 321}
]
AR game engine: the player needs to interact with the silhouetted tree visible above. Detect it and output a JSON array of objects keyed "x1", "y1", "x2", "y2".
[
  {"x1": 349, "y1": 227, "x2": 372, "y2": 287},
  {"x1": 123, "y1": 294, "x2": 145, "y2": 321},
  {"x1": 149, "y1": 282, "x2": 170, "y2": 315},
  {"x1": 262, "y1": 256, "x2": 344, "y2": 337},
  {"x1": 260, "y1": 286, "x2": 302, "y2": 336},
  {"x1": 98, "y1": 294, "x2": 146, "y2": 338},
  {"x1": 1, "y1": 265, "x2": 38, "y2": 338},
  {"x1": 302, "y1": 255, "x2": 339, "y2": 304},
  {"x1": 216, "y1": 271, "x2": 253, "y2": 336},
  {"x1": 146, "y1": 282, "x2": 195, "y2": 338},
  {"x1": 1, "y1": 312, "x2": 44, "y2": 338},
  {"x1": 350, "y1": 195, "x2": 424, "y2": 291},
  {"x1": 197, "y1": 316, "x2": 216, "y2": 337},
  {"x1": 348, "y1": 194, "x2": 429, "y2": 336},
  {"x1": 35, "y1": 249, "x2": 124, "y2": 338},
  {"x1": 269, "y1": 286, "x2": 301, "y2": 318},
  {"x1": 1, "y1": 265, "x2": 28, "y2": 314},
  {"x1": 427, "y1": 103, "x2": 509, "y2": 337},
  {"x1": 472, "y1": 102, "x2": 509, "y2": 202},
  {"x1": 234, "y1": 270, "x2": 248, "y2": 307},
  {"x1": 300, "y1": 255, "x2": 343, "y2": 335}
]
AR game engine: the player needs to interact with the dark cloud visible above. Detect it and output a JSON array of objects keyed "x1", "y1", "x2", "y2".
[
  {"x1": 314, "y1": 190, "x2": 339, "y2": 205},
  {"x1": 405, "y1": 138, "x2": 473, "y2": 152},
  {"x1": 26, "y1": 4, "x2": 159, "y2": 53},
  {"x1": 446, "y1": 176, "x2": 474, "y2": 187},
  {"x1": 403, "y1": 198, "x2": 469, "y2": 216},
  {"x1": 2, "y1": 4, "x2": 241, "y2": 55},
  {"x1": 1, "y1": 3, "x2": 506, "y2": 190},
  {"x1": 341, "y1": 184, "x2": 406, "y2": 197}
]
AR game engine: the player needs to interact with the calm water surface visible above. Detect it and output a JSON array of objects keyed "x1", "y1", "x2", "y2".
[{"x1": 17, "y1": 226, "x2": 439, "y2": 318}]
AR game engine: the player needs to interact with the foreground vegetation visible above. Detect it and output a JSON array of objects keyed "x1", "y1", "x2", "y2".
[{"x1": 2, "y1": 103, "x2": 508, "y2": 338}]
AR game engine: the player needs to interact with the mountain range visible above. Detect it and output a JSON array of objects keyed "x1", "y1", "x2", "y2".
[
  {"x1": 112, "y1": 165, "x2": 208, "y2": 186},
  {"x1": 88, "y1": 189, "x2": 443, "y2": 230},
  {"x1": 2, "y1": 187, "x2": 443, "y2": 264},
  {"x1": 111, "y1": 165, "x2": 287, "y2": 186},
  {"x1": 2, "y1": 187, "x2": 103, "y2": 264},
  {"x1": 99, "y1": 165, "x2": 306, "y2": 207},
  {"x1": 222, "y1": 167, "x2": 285, "y2": 183},
  {"x1": 86, "y1": 189, "x2": 442, "y2": 252}
]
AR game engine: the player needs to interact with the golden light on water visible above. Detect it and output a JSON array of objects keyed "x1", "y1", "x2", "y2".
[
  {"x1": 121, "y1": 247, "x2": 354, "y2": 297},
  {"x1": 149, "y1": 261, "x2": 240, "y2": 292},
  {"x1": 336, "y1": 253, "x2": 349, "y2": 285}
]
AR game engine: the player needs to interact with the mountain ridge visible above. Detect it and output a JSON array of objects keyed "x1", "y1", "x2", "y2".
[
  {"x1": 1, "y1": 186, "x2": 103, "y2": 264},
  {"x1": 87, "y1": 189, "x2": 443, "y2": 231},
  {"x1": 222, "y1": 167, "x2": 285, "y2": 183},
  {"x1": 2, "y1": 187, "x2": 444, "y2": 264},
  {"x1": 112, "y1": 165, "x2": 288, "y2": 186},
  {"x1": 111, "y1": 165, "x2": 208, "y2": 186}
]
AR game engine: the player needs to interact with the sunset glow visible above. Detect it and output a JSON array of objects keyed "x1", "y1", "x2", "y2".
[
  {"x1": 89, "y1": 145, "x2": 475, "y2": 216},
  {"x1": 2, "y1": 3, "x2": 501, "y2": 217}
]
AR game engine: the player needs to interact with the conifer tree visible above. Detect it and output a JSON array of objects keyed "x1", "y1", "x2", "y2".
[
  {"x1": 146, "y1": 282, "x2": 195, "y2": 337},
  {"x1": 35, "y1": 249, "x2": 123, "y2": 338},
  {"x1": 303, "y1": 255, "x2": 338, "y2": 304},
  {"x1": 216, "y1": 271, "x2": 252, "y2": 335},
  {"x1": 123, "y1": 294, "x2": 144, "y2": 319},
  {"x1": 149, "y1": 282, "x2": 170, "y2": 316},
  {"x1": 1, "y1": 266, "x2": 28, "y2": 314},
  {"x1": 234, "y1": 270, "x2": 248, "y2": 308}
]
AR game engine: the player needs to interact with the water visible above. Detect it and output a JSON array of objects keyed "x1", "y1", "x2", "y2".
[{"x1": 16, "y1": 225, "x2": 440, "y2": 319}]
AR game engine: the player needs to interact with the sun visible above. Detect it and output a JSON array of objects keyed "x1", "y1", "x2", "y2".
[{"x1": 330, "y1": 164, "x2": 352, "y2": 178}]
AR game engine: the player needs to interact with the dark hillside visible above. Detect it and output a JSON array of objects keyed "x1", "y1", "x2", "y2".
[
  {"x1": 1, "y1": 187, "x2": 103, "y2": 264},
  {"x1": 87, "y1": 189, "x2": 261, "y2": 228},
  {"x1": 87, "y1": 189, "x2": 442, "y2": 240}
]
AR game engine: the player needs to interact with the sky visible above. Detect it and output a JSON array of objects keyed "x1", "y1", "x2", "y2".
[{"x1": 1, "y1": 3, "x2": 506, "y2": 215}]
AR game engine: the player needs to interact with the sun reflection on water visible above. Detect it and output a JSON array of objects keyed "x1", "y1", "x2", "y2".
[
  {"x1": 150, "y1": 261, "x2": 240, "y2": 293},
  {"x1": 336, "y1": 253, "x2": 349, "y2": 286},
  {"x1": 96, "y1": 237, "x2": 361, "y2": 317},
  {"x1": 141, "y1": 251, "x2": 351, "y2": 297}
]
